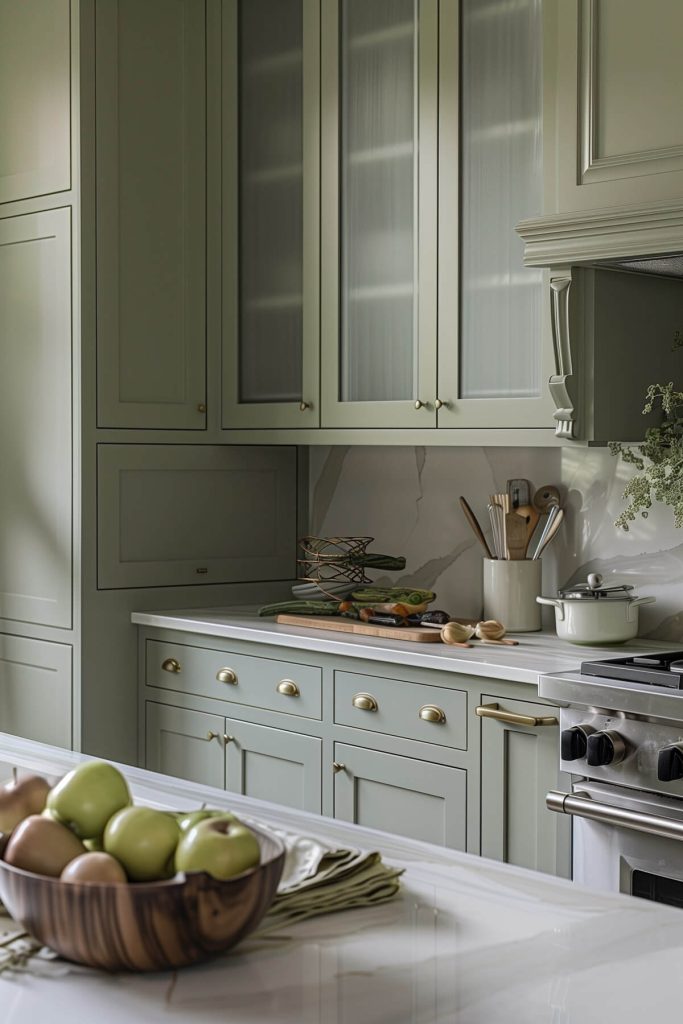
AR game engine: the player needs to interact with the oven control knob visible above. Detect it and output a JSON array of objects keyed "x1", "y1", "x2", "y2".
[
  {"x1": 586, "y1": 730, "x2": 627, "y2": 767},
  {"x1": 658, "y1": 743, "x2": 683, "y2": 783},
  {"x1": 561, "y1": 725, "x2": 596, "y2": 761}
]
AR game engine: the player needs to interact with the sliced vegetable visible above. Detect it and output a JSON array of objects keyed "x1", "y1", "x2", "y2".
[
  {"x1": 351, "y1": 588, "x2": 435, "y2": 606},
  {"x1": 258, "y1": 600, "x2": 340, "y2": 617}
]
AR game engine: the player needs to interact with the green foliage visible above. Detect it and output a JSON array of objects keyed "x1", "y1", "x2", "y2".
[{"x1": 610, "y1": 334, "x2": 683, "y2": 530}]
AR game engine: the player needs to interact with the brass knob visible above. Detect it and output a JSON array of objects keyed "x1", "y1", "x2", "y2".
[
  {"x1": 161, "y1": 658, "x2": 181, "y2": 674},
  {"x1": 299, "y1": 401, "x2": 310, "y2": 412},
  {"x1": 217, "y1": 668, "x2": 237, "y2": 685},
  {"x1": 352, "y1": 692, "x2": 378, "y2": 712},
  {"x1": 419, "y1": 704, "x2": 446, "y2": 724},
  {"x1": 277, "y1": 679, "x2": 300, "y2": 697},
  {"x1": 223, "y1": 733, "x2": 234, "y2": 744},
  {"x1": 434, "y1": 398, "x2": 444, "y2": 410},
  {"x1": 414, "y1": 400, "x2": 425, "y2": 410},
  {"x1": 207, "y1": 730, "x2": 218, "y2": 741},
  {"x1": 332, "y1": 761, "x2": 346, "y2": 773},
  {"x1": 197, "y1": 403, "x2": 207, "y2": 413}
]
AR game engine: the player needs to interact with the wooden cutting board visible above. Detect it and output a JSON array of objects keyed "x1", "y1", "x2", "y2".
[{"x1": 276, "y1": 614, "x2": 445, "y2": 643}]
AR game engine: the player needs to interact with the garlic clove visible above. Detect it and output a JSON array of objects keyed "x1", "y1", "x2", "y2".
[{"x1": 475, "y1": 619, "x2": 507, "y2": 640}]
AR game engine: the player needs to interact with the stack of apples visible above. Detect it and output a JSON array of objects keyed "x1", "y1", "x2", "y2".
[{"x1": 0, "y1": 762, "x2": 260, "y2": 885}]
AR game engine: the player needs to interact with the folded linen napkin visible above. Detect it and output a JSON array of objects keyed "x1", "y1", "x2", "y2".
[{"x1": 0, "y1": 819, "x2": 402, "y2": 975}]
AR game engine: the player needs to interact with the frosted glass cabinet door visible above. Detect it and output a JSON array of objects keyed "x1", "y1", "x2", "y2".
[
  {"x1": 438, "y1": 0, "x2": 555, "y2": 429},
  {"x1": 321, "y1": 0, "x2": 438, "y2": 428},
  {"x1": 222, "y1": 0, "x2": 320, "y2": 428}
]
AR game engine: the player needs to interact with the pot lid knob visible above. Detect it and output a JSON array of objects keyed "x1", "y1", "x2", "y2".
[{"x1": 587, "y1": 572, "x2": 604, "y2": 591}]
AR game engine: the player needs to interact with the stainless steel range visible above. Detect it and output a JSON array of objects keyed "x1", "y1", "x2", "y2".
[{"x1": 540, "y1": 651, "x2": 683, "y2": 908}]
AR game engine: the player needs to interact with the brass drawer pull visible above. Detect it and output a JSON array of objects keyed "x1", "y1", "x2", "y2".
[
  {"x1": 277, "y1": 679, "x2": 300, "y2": 697},
  {"x1": 332, "y1": 761, "x2": 346, "y2": 773},
  {"x1": 206, "y1": 730, "x2": 219, "y2": 741},
  {"x1": 352, "y1": 692, "x2": 378, "y2": 712},
  {"x1": 475, "y1": 703, "x2": 558, "y2": 728},
  {"x1": 223, "y1": 733, "x2": 234, "y2": 745},
  {"x1": 419, "y1": 704, "x2": 446, "y2": 724},
  {"x1": 217, "y1": 668, "x2": 238, "y2": 685},
  {"x1": 161, "y1": 658, "x2": 181, "y2": 674}
]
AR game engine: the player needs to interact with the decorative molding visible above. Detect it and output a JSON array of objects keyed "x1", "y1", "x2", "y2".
[
  {"x1": 517, "y1": 199, "x2": 683, "y2": 267},
  {"x1": 548, "y1": 270, "x2": 575, "y2": 439}
]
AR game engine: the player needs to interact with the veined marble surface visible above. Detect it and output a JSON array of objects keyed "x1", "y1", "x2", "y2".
[
  {"x1": 131, "y1": 606, "x2": 677, "y2": 686},
  {"x1": 308, "y1": 445, "x2": 683, "y2": 641},
  {"x1": 2, "y1": 733, "x2": 683, "y2": 1024}
]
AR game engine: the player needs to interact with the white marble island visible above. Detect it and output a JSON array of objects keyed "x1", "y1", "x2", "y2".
[{"x1": 0, "y1": 735, "x2": 682, "y2": 1023}]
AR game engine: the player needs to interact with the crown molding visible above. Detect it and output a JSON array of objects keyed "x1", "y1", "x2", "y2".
[{"x1": 517, "y1": 199, "x2": 683, "y2": 267}]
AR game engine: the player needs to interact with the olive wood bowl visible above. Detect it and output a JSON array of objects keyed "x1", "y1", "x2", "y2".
[{"x1": 0, "y1": 821, "x2": 285, "y2": 972}]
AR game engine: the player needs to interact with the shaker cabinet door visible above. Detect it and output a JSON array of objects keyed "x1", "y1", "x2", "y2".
[
  {"x1": 333, "y1": 744, "x2": 467, "y2": 850},
  {"x1": 479, "y1": 694, "x2": 570, "y2": 877},
  {"x1": 225, "y1": 719, "x2": 322, "y2": 813},
  {"x1": 145, "y1": 703, "x2": 226, "y2": 789},
  {"x1": 96, "y1": 0, "x2": 207, "y2": 429}
]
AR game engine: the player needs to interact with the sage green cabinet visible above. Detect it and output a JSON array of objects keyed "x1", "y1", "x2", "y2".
[
  {"x1": 0, "y1": 635, "x2": 72, "y2": 749},
  {"x1": 0, "y1": 208, "x2": 72, "y2": 628},
  {"x1": 145, "y1": 702, "x2": 225, "y2": 789},
  {"x1": 225, "y1": 719, "x2": 322, "y2": 813},
  {"x1": 0, "y1": 0, "x2": 71, "y2": 205},
  {"x1": 96, "y1": 0, "x2": 206, "y2": 429},
  {"x1": 479, "y1": 694, "x2": 570, "y2": 877},
  {"x1": 333, "y1": 743, "x2": 467, "y2": 850},
  {"x1": 547, "y1": 0, "x2": 683, "y2": 214}
]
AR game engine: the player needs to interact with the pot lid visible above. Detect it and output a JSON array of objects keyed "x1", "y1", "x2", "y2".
[{"x1": 558, "y1": 572, "x2": 636, "y2": 601}]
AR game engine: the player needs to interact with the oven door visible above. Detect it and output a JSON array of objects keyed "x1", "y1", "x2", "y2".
[{"x1": 547, "y1": 781, "x2": 683, "y2": 907}]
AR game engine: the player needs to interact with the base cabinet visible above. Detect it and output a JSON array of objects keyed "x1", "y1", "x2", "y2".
[
  {"x1": 333, "y1": 744, "x2": 467, "y2": 851},
  {"x1": 479, "y1": 694, "x2": 571, "y2": 877},
  {"x1": 145, "y1": 703, "x2": 225, "y2": 789},
  {"x1": 225, "y1": 720, "x2": 321, "y2": 813},
  {"x1": 0, "y1": 635, "x2": 72, "y2": 749}
]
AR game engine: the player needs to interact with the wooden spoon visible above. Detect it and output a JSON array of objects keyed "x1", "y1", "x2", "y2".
[
  {"x1": 459, "y1": 497, "x2": 494, "y2": 560},
  {"x1": 515, "y1": 504, "x2": 540, "y2": 557},
  {"x1": 533, "y1": 485, "x2": 560, "y2": 514}
]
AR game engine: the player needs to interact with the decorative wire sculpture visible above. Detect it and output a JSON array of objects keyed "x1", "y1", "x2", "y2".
[{"x1": 297, "y1": 536, "x2": 374, "y2": 595}]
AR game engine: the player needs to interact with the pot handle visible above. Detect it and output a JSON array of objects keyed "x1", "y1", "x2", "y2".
[
  {"x1": 626, "y1": 595, "x2": 656, "y2": 622},
  {"x1": 536, "y1": 596, "x2": 565, "y2": 622}
]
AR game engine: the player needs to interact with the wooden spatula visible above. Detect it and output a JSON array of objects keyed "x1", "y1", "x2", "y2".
[
  {"x1": 515, "y1": 504, "x2": 540, "y2": 557},
  {"x1": 505, "y1": 511, "x2": 529, "y2": 560}
]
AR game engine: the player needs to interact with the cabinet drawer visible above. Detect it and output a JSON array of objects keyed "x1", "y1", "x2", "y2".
[
  {"x1": 146, "y1": 641, "x2": 322, "y2": 720},
  {"x1": 333, "y1": 671, "x2": 467, "y2": 750}
]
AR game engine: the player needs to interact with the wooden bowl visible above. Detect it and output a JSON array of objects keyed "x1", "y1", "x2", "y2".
[{"x1": 0, "y1": 821, "x2": 285, "y2": 972}]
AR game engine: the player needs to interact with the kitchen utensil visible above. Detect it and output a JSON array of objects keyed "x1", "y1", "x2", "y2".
[
  {"x1": 506, "y1": 478, "x2": 531, "y2": 509},
  {"x1": 487, "y1": 503, "x2": 504, "y2": 559},
  {"x1": 275, "y1": 614, "x2": 444, "y2": 643},
  {"x1": 533, "y1": 485, "x2": 561, "y2": 514},
  {"x1": 533, "y1": 507, "x2": 564, "y2": 559},
  {"x1": 0, "y1": 820, "x2": 285, "y2": 972},
  {"x1": 483, "y1": 558, "x2": 542, "y2": 632},
  {"x1": 459, "y1": 496, "x2": 494, "y2": 559},
  {"x1": 505, "y1": 511, "x2": 529, "y2": 560},
  {"x1": 514, "y1": 503, "x2": 540, "y2": 557},
  {"x1": 536, "y1": 577, "x2": 656, "y2": 644}
]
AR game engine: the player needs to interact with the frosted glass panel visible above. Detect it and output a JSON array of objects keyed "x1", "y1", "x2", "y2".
[
  {"x1": 460, "y1": 0, "x2": 543, "y2": 400},
  {"x1": 238, "y1": 0, "x2": 303, "y2": 403},
  {"x1": 340, "y1": 0, "x2": 417, "y2": 403}
]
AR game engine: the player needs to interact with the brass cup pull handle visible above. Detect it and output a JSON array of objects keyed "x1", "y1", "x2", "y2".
[
  {"x1": 277, "y1": 679, "x2": 300, "y2": 697},
  {"x1": 419, "y1": 704, "x2": 446, "y2": 724},
  {"x1": 332, "y1": 761, "x2": 346, "y2": 774},
  {"x1": 475, "y1": 703, "x2": 558, "y2": 728},
  {"x1": 352, "y1": 692, "x2": 378, "y2": 712},
  {"x1": 217, "y1": 668, "x2": 238, "y2": 685},
  {"x1": 161, "y1": 658, "x2": 181, "y2": 674}
]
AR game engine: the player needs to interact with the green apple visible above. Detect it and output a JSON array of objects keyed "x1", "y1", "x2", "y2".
[
  {"x1": 176, "y1": 809, "x2": 236, "y2": 834},
  {"x1": 104, "y1": 806, "x2": 180, "y2": 882},
  {"x1": 47, "y1": 761, "x2": 131, "y2": 840},
  {"x1": 174, "y1": 815, "x2": 260, "y2": 880}
]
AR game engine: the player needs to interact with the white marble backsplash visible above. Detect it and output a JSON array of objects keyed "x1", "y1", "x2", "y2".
[{"x1": 308, "y1": 446, "x2": 683, "y2": 641}]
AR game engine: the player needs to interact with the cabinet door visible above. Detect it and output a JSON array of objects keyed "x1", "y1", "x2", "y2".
[
  {"x1": 0, "y1": 0, "x2": 71, "y2": 205},
  {"x1": 225, "y1": 719, "x2": 321, "y2": 813},
  {"x1": 96, "y1": 0, "x2": 206, "y2": 429},
  {"x1": 0, "y1": 209, "x2": 72, "y2": 628},
  {"x1": 320, "y1": 0, "x2": 438, "y2": 428},
  {"x1": 479, "y1": 695, "x2": 570, "y2": 877},
  {"x1": 551, "y1": 0, "x2": 683, "y2": 213},
  {"x1": 0, "y1": 635, "x2": 71, "y2": 748},
  {"x1": 145, "y1": 703, "x2": 225, "y2": 788},
  {"x1": 222, "y1": 0, "x2": 320, "y2": 429},
  {"x1": 334, "y1": 743, "x2": 466, "y2": 850},
  {"x1": 438, "y1": 0, "x2": 555, "y2": 430}
]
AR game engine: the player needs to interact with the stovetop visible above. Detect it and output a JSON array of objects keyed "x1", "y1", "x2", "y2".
[{"x1": 581, "y1": 651, "x2": 683, "y2": 690}]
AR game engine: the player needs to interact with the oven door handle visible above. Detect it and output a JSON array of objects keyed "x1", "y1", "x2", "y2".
[{"x1": 546, "y1": 790, "x2": 683, "y2": 843}]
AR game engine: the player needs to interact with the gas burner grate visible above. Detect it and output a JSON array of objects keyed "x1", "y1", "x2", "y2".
[{"x1": 581, "y1": 652, "x2": 683, "y2": 689}]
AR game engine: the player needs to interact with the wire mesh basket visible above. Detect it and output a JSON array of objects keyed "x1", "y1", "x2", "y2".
[{"x1": 296, "y1": 536, "x2": 374, "y2": 593}]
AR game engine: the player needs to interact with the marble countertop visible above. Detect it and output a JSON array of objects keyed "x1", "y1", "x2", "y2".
[
  {"x1": 131, "y1": 605, "x2": 676, "y2": 686},
  {"x1": 2, "y1": 733, "x2": 683, "y2": 1022}
]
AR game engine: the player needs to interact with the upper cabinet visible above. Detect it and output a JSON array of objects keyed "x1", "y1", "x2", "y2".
[
  {"x1": 0, "y1": 0, "x2": 71, "y2": 206},
  {"x1": 96, "y1": 0, "x2": 207, "y2": 429},
  {"x1": 548, "y1": 0, "x2": 683, "y2": 216}
]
